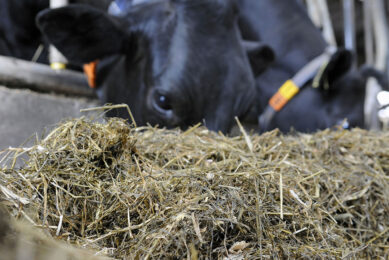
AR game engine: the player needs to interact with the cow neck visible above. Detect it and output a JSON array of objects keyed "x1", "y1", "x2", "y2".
[
  {"x1": 257, "y1": 46, "x2": 337, "y2": 132},
  {"x1": 239, "y1": 0, "x2": 327, "y2": 81},
  {"x1": 239, "y1": 0, "x2": 327, "y2": 68}
]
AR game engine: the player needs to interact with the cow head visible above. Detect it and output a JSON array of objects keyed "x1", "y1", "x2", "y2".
[{"x1": 37, "y1": 0, "x2": 274, "y2": 133}]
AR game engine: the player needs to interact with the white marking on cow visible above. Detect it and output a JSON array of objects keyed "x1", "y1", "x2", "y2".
[
  {"x1": 108, "y1": 0, "x2": 154, "y2": 15},
  {"x1": 132, "y1": 0, "x2": 150, "y2": 5},
  {"x1": 159, "y1": 11, "x2": 188, "y2": 89}
]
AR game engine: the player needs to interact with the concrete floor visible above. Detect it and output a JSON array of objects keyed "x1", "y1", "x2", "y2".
[{"x1": 0, "y1": 86, "x2": 99, "y2": 149}]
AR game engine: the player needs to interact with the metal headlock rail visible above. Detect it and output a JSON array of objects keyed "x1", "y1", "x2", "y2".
[
  {"x1": 363, "y1": 0, "x2": 389, "y2": 129},
  {"x1": 306, "y1": 0, "x2": 389, "y2": 130},
  {"x1": 0, "y1": 55, "x2": 94, "y2": 97},
  {"x1": 0, "y1": 0, "x2": 96, "y2": 98},
  {"x1": 49, "y1": 0, "x2": 69, "y2": 70}
]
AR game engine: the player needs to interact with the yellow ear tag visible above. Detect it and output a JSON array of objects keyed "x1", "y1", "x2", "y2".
[
  {"x1": 50, "y1": 62, "x2": 66, "y2": 70},
  {"x1": 269, "y1": 80, "x2": 299, "y2": 111}
]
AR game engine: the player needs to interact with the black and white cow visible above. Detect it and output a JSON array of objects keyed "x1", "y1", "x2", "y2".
[
  {"x1": 0, "y1": 0, "x2": 111, "y2": 63},
  {"x1": 0, "y1": 0, "x2": 49, "y2": 62},
  {"x1": 37, "y1": 0, "x2": 274, "y2": 132},
  {"x1": 237, "y1": 0, "x2": 388, "y2": 133}
]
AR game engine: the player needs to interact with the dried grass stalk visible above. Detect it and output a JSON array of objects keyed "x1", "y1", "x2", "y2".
[
  {"x1": 0, "y1": 117, "x2": 388, "y2": 259},
  {"x1": 0, "y1": 206, "x2": 109, "y2": 260}
]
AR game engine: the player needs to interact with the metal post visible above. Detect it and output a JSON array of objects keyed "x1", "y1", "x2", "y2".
[
  {"x1": 305, "y1": 0, "x2": 321, "y2": 28},
  {"x1": 305, "y1": 0, "x2": 336, "y2": 46},
  {"x1": 371, "y1": 0, "x2": 388, "y2": 71},
  {"x1": 317, "y1": 0, "x2": 336, "y2": 46},
  {"x1": 343, "y1": 0, "x2": 356, "y2": 51},
  {"x1": 49, "y1": 0, "x2": 68, "y2": 70},
  {"x1": 363, "y1": 0, "x2": 374, "y2": 65},
  {"x1": 364, "y1": 0, "x2": 389, "y2": 129}
]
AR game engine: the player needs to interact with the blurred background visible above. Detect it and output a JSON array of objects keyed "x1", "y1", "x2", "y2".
[{"x1": 1, "y1": 0, "x2": 389, "y2": 148}]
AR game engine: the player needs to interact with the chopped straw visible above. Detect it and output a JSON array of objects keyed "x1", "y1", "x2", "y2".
[
  {"x1": 0, "y1": 117, "x2": 388, "y2": 259},
  {"x1": 0, "y1": 205, "x2": 109, "y2": 260}
]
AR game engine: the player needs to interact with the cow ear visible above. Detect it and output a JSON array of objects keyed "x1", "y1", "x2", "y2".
[
  {"x1": 315, "y1": 49, "x2": 353, "y2": 90},
  {"x1": 36, "y1": 4, "x2": 131, "y2": 64},
  {"x1": 243, "y1": 41, "x2": 275, "y2": 76}
]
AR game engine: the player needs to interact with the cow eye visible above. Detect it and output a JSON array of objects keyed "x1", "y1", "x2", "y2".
[{"x1": 154, "y1": 91, "x2": 172, "y2": 111}]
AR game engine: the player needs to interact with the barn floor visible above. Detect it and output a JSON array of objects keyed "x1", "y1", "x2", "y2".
[{"x1": 0, "y1": 85, "x2": 99, "y2": 149}]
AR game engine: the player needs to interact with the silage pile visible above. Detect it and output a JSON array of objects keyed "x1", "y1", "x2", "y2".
[
  {"x1": 0, "y1": 117, "x2": 388, "y2": 259},
  {"x1": 0, "y1": 206, "x2": 108, "y2": 260}
]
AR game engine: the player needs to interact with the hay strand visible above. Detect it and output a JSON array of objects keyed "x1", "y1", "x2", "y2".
[{"x1": 0, "y1": 117, "x2": 388, "y2": 259}]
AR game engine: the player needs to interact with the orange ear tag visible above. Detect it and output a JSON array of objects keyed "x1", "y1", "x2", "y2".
[{"x1": 83, "y1": 61, "x2": 99, "y2": 88}]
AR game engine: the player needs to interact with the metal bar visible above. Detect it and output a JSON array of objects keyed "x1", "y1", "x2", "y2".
[
  {"x1": 343, "y1": 0, "x2": 356, "y2": 51},
  {"x1": 0, "y1": 55, "x2": 95, "y2": 98},
  {"x1": 317, "y1": 0, "x2": 336, "y2": 46},
  {"x1": 363, "y1": 0, "x2": 374, "y2": 65},
  {"x1": 305, "y1": 0, "x2": 321, "y2": 28},
  {"x1": 371, "y1": 0, "x2": 388, "y2": 70},
  {"x1": 364, "y1": 0, "x2": 389, "y2": 129},
  {"x1": 49, "y1": 0, "x2": 69, "y2": 69}
]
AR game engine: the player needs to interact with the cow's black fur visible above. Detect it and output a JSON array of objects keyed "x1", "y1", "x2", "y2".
[
  {"x1": 237, "y1": 0, "x2": 388, "y2": 132},
  {"x1": 0, "y1": 0, "x2": 49, "y2": 62},
  {"x1": 37, "y1": 0, "x2": 274, "y2": 132},
  {"x1": 0, "y1": 0, "x2": 111, "y2": 62}
]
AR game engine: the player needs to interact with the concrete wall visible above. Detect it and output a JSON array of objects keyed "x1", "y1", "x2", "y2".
[{"x1": 0, "y1": 86, "x2": 99, "y2": 149}]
